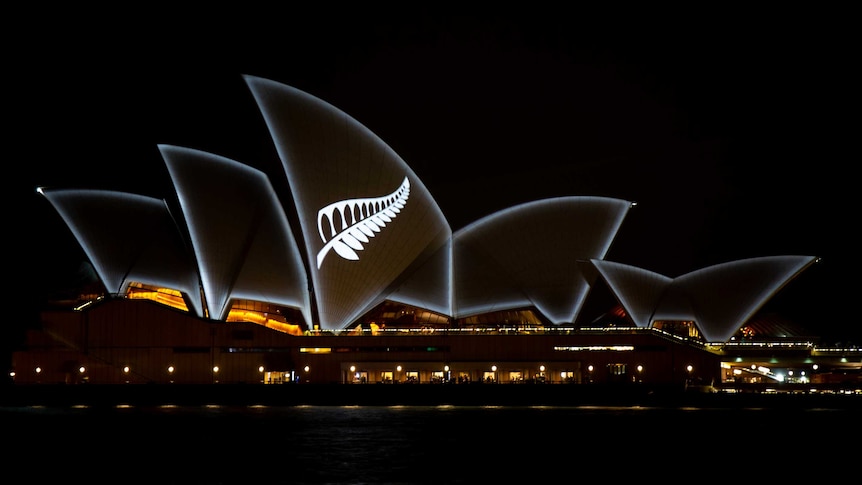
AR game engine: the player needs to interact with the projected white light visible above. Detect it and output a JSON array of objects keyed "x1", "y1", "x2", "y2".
[{"x1": 316, "y1": 177, "x2": 410, "y2": 268}]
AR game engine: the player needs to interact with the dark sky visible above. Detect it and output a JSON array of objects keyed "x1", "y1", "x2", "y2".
[{"x1": 9, "y1": 6, "x2": 859, "y2": 345}]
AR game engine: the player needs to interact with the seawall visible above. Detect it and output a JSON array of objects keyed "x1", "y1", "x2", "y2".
[{"x1": 3, "y1": 383, "x2": 862, "y2": 409}]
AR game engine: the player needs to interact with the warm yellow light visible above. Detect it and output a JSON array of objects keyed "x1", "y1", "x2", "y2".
[
  {"x1": 123, "y1": 366, "x2": 130, "y2": 373},
  {"x1": 637, "y1": 365, "x2": 643, "y2": 372},
  {"x1": 350, "y1": 365, "x2": 356, "y2": 372},
  {"x1": 126, "y1": 285, "x2": 188, "y2": 312},
  {"x1": 258, "y1": 366, "x2": 265, "y2": 373},
  {"x1": 539, "y1": 365, "x2": 545, "y2": 372},
  {"x1": 79, "y1": 366, "x2": 86, "y2": 374},
  {"x1": 396, "y1": 365, "x2": 402, "y2": 372},
  {"x1": 35, "y1": 367, "x2": 42, "y2": 374},
  {"x1": 213, "y1": 366, "x2": 219, "y2": 373},
  {"x1": 444, "y1": 365, "x2": 449, "y2": 372},
  {"x1": 686, "y1": 365, "x2": 693, "y2": 373},
  {"x1": 588, "y1": 365, "x2": 594, "y2": 372},
  {"x1": 168, "y1": 366, "x2": 175, "y2": 374},
  {"x1": 300, "y1": 347, "x2": 332, "y2": 354},
  {"x1": 304, "y1": 366, "x2": 310, "y2": 372},
  {"x1": 491, "y1": 365, "x2": 497, "y2": 372}
]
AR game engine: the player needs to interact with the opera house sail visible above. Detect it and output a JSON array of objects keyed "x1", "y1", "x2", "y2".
[{"x1": 245, "y1": 76, "x2": 453, "y2": 330}]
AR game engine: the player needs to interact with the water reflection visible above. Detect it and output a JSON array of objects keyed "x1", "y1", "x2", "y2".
[{"x1": 4, "y1": 404, "x2": 860, "y2": 483}]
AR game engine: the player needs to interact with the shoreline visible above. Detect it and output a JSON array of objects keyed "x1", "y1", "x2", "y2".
[{"x1": 4, "y1": 383, "x2": 862, "y2": 409}]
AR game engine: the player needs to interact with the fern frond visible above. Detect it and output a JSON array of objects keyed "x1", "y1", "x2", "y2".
[{"x1": 316, "y1": 177, "x2": 411, "y2": 268}]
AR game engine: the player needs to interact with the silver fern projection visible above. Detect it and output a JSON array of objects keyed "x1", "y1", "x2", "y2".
[{"x1": 316, "y1": 177, "x2": 411, "y2": 268}]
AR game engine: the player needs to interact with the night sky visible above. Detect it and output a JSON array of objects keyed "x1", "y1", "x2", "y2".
[{"x1": 8, "y1": 6, "x2": 859, "y2": 353}]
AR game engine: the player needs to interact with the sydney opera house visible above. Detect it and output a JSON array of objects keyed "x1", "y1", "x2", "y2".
[{"x1": 11, "y1": 76, "x2": 860, "y2": 390}]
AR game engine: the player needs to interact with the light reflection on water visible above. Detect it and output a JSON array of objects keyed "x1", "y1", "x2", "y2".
[{"x1": 4, "y1": 404, "x2": 860, "y2": 483}]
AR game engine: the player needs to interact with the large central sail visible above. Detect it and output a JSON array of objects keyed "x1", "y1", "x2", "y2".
[{"x1": 245, "y1": 77, "x2": 452, "y2": 330}]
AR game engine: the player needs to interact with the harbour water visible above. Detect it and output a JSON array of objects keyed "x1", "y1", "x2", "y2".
[{"x1": 4, "y1": 393, "x2": 861, "y2": 484}]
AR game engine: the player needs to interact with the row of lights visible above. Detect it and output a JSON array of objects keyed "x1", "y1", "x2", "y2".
[
  {"x1": 341, "y1": 364, "x2": 658, "y2": 376},
  {"x1": 18, "y1": 364, "x2": 270, "y2": 376},
  {"x1": 15, "y1": 363, "x2": 672, "y2": 379}
]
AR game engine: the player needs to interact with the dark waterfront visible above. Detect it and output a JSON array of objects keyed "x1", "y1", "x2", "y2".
[{"x1": 3, "y1": 386, "x2": 861, "y2": 484}]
